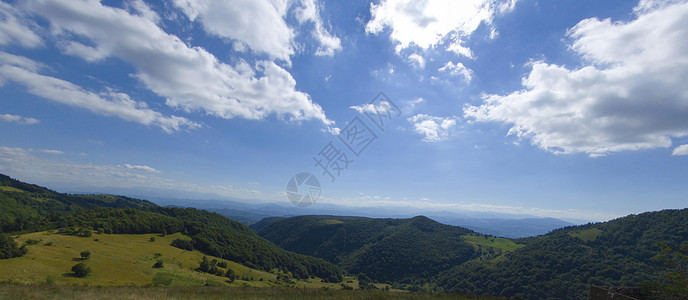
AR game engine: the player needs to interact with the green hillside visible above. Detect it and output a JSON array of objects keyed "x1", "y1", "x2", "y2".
[
  {"x1": 2, "y1": 231, "x2": 306, "y2": 287},
  {"x1": 0, "y1": 174, "x2": 343, "y2": 284},
  {"x1": 0, "y1": 173, "x2": 154, "y2": 233},
  {"x1": 257, "y1": 215, "x2": 486, "y2": 283},
  {"x1": 435, "y1": 209, "x2": 688, "y2": 299}
]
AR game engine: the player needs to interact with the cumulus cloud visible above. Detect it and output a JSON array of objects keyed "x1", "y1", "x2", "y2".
[
  {"x1": 0, "y1": 113, "x2": 39, "y2": 125},
  {"x1": 0, "y1": 52, "x2": 199, "y2": 133},
  {"x1": 408, "y1": 114, "x2": 456, "y2": 142},
  {"x1": 366, "y1": 0, "x2": 517, "y2": 55},
  {"x1": 173, "y1": 0, "x2": 293, "y2": 62},
  {"x1": 438, "y1": 61, "x2": 472, "y2": 82},
  {"x1": 673, "y1": 144, "x2": 688, "y2": 156},
  {"x1": 465, "y1": 1, "x2": 688, "y2": 156},
  {"x1": 407, "y1": 53, "x2": 425, "y2": 69},
  {"x1": 21, "y1": 0, "x2": 333, "y2": 127}
]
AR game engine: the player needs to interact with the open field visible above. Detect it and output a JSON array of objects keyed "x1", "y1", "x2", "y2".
[
  {"x1": 0, "y1": 231, "x2": 360, "y2": 289},
  {"x1": 0, "y1": 284, "x2": 498, "y2": 300},
  {"x1": 461, "y1": 234, "x2": 524, "y2": 252}
]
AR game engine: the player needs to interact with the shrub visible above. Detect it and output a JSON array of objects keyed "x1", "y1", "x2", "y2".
[
  {"x1": 71, "y1": 262, "x2": 91, "y2": 278},
  {"x1": 153, "y1": 260, "x2": 164, "y2": 268},
  {"x1": 80, "y1": 250, "x2": 91, "y2": 260}
]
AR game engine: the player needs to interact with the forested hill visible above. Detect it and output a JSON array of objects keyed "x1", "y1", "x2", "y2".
[
  {"x1": 0, "y1": 173, "x2": 155, "y2": 232},
  {"x1": 0, "y1": 174, "x2": 342, "y2": 282},
  {"x1": 435, "y1": 208, "x2": 688, "y2": 299},
  {"x1": 257, "y1": 215, "x2": 478, "y2": 283}
]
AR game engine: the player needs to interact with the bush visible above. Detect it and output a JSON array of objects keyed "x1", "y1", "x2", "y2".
[
  {"x1": 80, "y1": 250, "x2": 91, "y2": 260},
  {"x1": 153, "y1": 260, "x2": 164, "y2": 268},
  {"x1": 149, "y1": 237, "x2": 156, "y2": 242},
  {"x1": 71, "y1": 262, "x2": 91, "y2": 277}
]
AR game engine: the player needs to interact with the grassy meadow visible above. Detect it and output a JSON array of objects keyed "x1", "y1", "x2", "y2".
[
  {"x1": 461, "y1": 234, "x2": 524, "y2": 253},
  {"x1": 0, "y1": 231, "x2": 374, "y2": 289}
]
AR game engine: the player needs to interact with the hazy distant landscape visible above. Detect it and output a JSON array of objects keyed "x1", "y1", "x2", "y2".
[{"x1": 2, "y1": 0, "x2": 688, "y2": 299}]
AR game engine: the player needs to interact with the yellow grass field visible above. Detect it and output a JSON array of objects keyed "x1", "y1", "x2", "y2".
[{"x1": 0, "y1": 231, "x2": 366, "y2": 289}]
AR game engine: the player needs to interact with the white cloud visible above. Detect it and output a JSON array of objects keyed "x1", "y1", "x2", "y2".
[
  {"x1": 0, "y1": 2, "x2": 42, "y2": 48},
  {"x1": 0, "y1": 113, "x2": 39, "y2": 125},
  {"x1": 37, "y1": 149, "x2": 64, "y2": 155},
  {"x1": 0, "y1": 52, "x2": 199, "y2": 133},
  {"x1": 408, "y1": 114, "x2": 456, "y2": 142},
  {"x1": 121, "y1": 163, "x2": 160, "y2": 173},
  {"x1": 22, "y1": 0, "x2": 333, "y2": 127},
  {"x1": 465, "y1": 1, "x2": 688, "y2": 156},
  {"x1": 173, "y1": 0, "x2": 293, "y2": 62},
  {"x1": 438, "y1": 61, "x2": 472, "y2": 82},
  {"x1": 407, "y1": 53, "x2": 425, "y2": 69},
  {"x1": 0, "y1": 145, "x2": 262, "y2": 199},
  {"x1": 350, "y1": 101, "x2": 394, "y2": 114},
  {"x1": 673, "y1": 144, "x2": 688, "y2": 156},
  {"x1": 294, "y1": 0, "x2": 342, "y2": 56},
  {"x1": 366, "y1": 0, "x2": 517, "y2": 55},
  {"x1": 489, "y1": 27, "x2": 499, "y2": 39}
]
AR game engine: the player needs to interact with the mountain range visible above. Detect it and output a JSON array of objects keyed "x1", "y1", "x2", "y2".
[{"x1": 2, "y1": 173, "x2": 686, "y2": 299}]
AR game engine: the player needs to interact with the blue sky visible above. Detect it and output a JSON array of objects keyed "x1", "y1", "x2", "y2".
[{"x1": 1, "y1": 0, "x2": 687, "y2": 221}]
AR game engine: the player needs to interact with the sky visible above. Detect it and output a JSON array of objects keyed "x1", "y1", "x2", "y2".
[{"x1": 1, "y1": 0, "x2": 687, "y2": 222}]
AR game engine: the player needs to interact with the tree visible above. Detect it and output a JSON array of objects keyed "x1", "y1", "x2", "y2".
[
  {"x1": 153, "y1": 260, "x2": 164, "y2": 268},
  {"x1": 649, "y1": 242, "x2": 688, "y2": 299},
  {"x1": 71, "y1": 262, "x2": 91, "y2": 277},
  {"x1": 80, "y1": 250, "x2": 91, "y2": 260},
  {"x1": 225, "y1": 268, "x2": 236, "y2": 282},
  {"x1": 0, "y1": 234, "x2": 27, "y2": 259},
  {"x1": 198, "y1": 256, "x2": 211, "y2": 273},
  {"x1": 357, "y1": 273, "x2": 376, "y2": 290}
]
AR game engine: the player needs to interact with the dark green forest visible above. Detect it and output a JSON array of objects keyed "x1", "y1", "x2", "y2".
[
  {"x1": 257, "y1": 215, "x2": 476, "y2": 283},
  {"x1": 435, "y1": 209, "x2": 688, "y2": 299}
]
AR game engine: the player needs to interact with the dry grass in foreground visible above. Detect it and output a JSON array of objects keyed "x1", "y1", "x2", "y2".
[{"x1": 0, "y1": 284, "x2": 501, "y2": 300}]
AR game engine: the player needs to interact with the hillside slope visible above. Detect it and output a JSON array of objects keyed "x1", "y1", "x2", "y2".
[
  {"x1": 0, "y1": 173, "x2": 154, "y2": 233},
  {"x1": 436, "y1": 209, "x2": 688, "y2": 299},
  {"x1": 257, "y1": 215, "x2": 484, "y2": 283},
  {"x1": 0, "y1": 174, "x2": 343, "y2": 283}
]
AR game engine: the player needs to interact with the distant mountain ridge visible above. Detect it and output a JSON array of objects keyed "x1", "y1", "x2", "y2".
[
  {"x1": 150, "y1": 196, "x2": 577, "y2": 238},
  {"x1": 434, "y1": 217, "x2": 574, "y2": 238}
]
